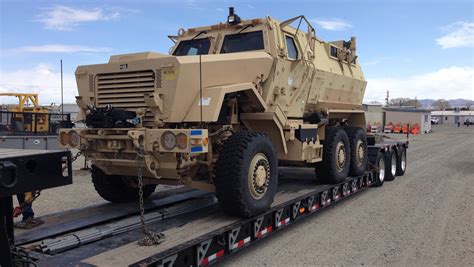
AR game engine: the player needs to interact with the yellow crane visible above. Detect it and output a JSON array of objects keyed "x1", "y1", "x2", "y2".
[{"x1": 0, "y1": 93, "x2": 50, "y2": 132}]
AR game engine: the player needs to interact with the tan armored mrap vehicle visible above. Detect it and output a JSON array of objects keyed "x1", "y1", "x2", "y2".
[{"x1": 60, "y1": 8, "x2": 369, "y2": 217}]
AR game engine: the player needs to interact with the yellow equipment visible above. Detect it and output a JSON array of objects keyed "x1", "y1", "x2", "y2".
[{"x1": 0, "y1": 93, "x2": 50, "y2": 132}]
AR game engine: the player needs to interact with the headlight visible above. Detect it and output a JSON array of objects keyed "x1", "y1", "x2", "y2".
[
  {"x1": 176, "y1": 133, "x2": 188, "y2": 149},
  {"x1": 160, "y1": 131, "x2": 176, "y2": 150},
  {"x1": 68, "y1": 131, "x2": 80, "y2": 147},
  {"x1": 59, "y1": 132, "x2": 69, "y2": 146}
]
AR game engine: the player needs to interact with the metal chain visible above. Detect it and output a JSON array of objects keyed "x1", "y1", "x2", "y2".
[
  {"x1": 136, "y1": 145, "x2": 165, "y2": 246},
  {"x1": 70, "y1": 149, "x2": 83, "y2": 163},
  {"x1": 63, "y1": 144, "x2": 87, "y2": 170}
]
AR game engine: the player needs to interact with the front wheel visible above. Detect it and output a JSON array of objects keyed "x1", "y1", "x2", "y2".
[
  {"x1": 214, "y1": 132, "x2": 278, "y2": 218},
  {"x1": 91, "y1": 165, "x2": 156, "y2": 203}
]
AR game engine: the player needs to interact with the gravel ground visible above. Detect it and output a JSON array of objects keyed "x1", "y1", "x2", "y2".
[{"x1": 19, "y1": 125, "x2": 474, "y2": 265}]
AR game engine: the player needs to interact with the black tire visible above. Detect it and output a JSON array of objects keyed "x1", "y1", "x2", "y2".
[
  {"x1": 384, "y1": 150, "x2": 397, "y2": 181},
  {"x1": 344, "y1": 127, "x2": 368, "y2": 176},
  {"x1": 372, "y1": 152, "x2": 385, "y2": 187},
  {"x1": 316, "y1": 126, "x2": 351, "y2": 184},
  {"x1": 91, "y1": 165, "x2": 156, "y2": 203},
  {"x1": 214, "y1": 132, "x2": 278, "y2": 218},
  {"x1": 396, "y1": 147, "x2": 407, "y2": 176}
]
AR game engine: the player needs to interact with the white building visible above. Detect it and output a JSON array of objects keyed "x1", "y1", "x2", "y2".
[{"x1": 431, "y1": 110, "x2": 474, "y2": 125}]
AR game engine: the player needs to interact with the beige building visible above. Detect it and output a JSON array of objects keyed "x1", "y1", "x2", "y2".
[{"x1": 384, "y1": 107, "x2": 431, "y2": 133}]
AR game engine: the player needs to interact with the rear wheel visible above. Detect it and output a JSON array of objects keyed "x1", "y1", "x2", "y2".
[
  {"x1": 344, "y1": 127, "x2": 368, "y2": 176},
  {"x1": 214, "y1": 132, "x2": 278, "y2": 218},
  {"x1": 91, "y1": 165, "x2": 156, "y2": 203},
  {"x1": 384, "y1": 150, "x2": 397, "y2": 181},
  {"x1": 316, "y1": 126, "x2": 351, "y2": 184},
  {"x1": 372, "y1": 152, "x2": 385, "y2": 187},
  {"x1": 396, "y1": 147, "x2": 407, "y2": 176}
]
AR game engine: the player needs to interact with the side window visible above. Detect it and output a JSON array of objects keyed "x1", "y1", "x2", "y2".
[
  {"x1": 285, "y1": 36, "x2": 298, "y2": 60},
  {"x1": 330, "y1": 46, "x2": 338, "y2": 58}
]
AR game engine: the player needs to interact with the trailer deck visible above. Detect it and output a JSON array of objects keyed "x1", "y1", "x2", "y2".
[
  {"x1": 5, "y1": 139, "x2": 408, "y2": 266},
  {"x1": 17, "y1": 168, "x2": 377, "y2": 266}
]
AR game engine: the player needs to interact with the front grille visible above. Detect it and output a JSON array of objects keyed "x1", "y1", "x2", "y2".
[
  {"x1": 96, "y1": 70, "x2": 157, "y2": 126},
  {"x1": 96, "y1": 70, "x2": 156, "y2": 109}
]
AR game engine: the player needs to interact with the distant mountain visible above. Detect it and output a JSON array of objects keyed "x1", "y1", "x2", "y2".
[
  {"x1": 419, "y1": 99, "x2": 435, "y2": 108},
  {"x1": 419, "y1": 98, "x2": 473, "y2": 108}
]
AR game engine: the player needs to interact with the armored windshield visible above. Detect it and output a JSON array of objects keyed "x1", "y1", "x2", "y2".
[
  {"x1": 173, "y1": 38, "x2": 210, "y2": 56},
  {"x1": 220, "y1": 31, "x2": 264, "y2": 54}
]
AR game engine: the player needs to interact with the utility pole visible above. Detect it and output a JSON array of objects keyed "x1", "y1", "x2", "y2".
[
  {"x1": 60, "y1": 59, "x2": 64, "y2": 115},
  {"x1": 385, "y1": 90, "x2": 389, "y2": 106}
]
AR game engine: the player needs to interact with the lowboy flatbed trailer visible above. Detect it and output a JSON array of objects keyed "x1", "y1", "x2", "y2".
[{"x1": 7, "y1": 139, "x2": 408, "y2": 266}]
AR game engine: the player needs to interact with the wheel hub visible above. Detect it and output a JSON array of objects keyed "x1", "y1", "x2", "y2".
[
  {"x1": 401, "y1": 152, "x2": 406, "y2": 171},
  {"x1": 336, "y1": 141, "x2": 346, "y2": 171},
  {"x1": 391, "y1": 154, "x2": 397, "y2": 176},
  {"x1": 255, "y1": 166, "x2": 267, "y2": 187},
  {"x1": 356, "y1": 139, "x2": 365, "y2": 165},
  {"x1": 248, "y1": 153, "x2": 271, "y2": 200},
  {"x1": 378, "y1": 158, "x2": 385, "y2": 182}
]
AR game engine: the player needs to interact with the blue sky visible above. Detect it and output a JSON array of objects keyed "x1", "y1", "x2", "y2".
[{"x1": 1, "y1": 0, "x2": 473, "y2": 104}]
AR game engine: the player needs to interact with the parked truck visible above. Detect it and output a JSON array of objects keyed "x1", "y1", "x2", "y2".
[{"x1": 59, "y1": 8, "x2": 406, "y2": 217}]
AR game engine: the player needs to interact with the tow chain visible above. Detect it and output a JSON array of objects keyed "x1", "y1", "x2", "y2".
[
  {"x1": 136, "y1": 146, "x2": 165, "y2": 246},
  {"x1": 63, "y1": 145, "x2": 87, "y2": 171}
]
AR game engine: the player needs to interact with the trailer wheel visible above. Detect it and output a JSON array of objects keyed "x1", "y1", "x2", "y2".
[
  {"x1": 344, "y1": 127, "x2": 368, "y2": 176},
  {"x1": 316, "y1": 126, "x2": 351, "y2": 184},
  {"x1": 396, "y1": 147, "x2": 407, "y2": 176},
  {"x1": 373, "y1": 152, "x2": 385, "y2": 187},
  {"x1": 214, "y1": 132, "x2": 278, "y2": 218},
  {"x1": 384, "y1": 150, "x2": 397, "y2": 181},
  {"x1": 91, "y1": 165, "x2": 156, "y2": 203}
]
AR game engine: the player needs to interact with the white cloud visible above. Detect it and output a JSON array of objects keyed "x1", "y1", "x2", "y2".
[
  {"x1": 7, "y1": 44, "x2": 111, "y2": 53},
  {"x1": 36, "y1": 5, "x2": 120, "y2": 31},
  {"x1": 365, "y1": 66, "x2": 474, "y2": 101},
  {"x1": 362, "y1": 58, "x2": 384, "y2": 67},
  {"x1": 0, "y1": 64, "x2": 77, "y2": 104},
  {"x1": 311, "y1": 18, "x2": 353, "y2": 31},
  {"x1": 436, "y1": 21, "x2": 474, "y2": 49}
]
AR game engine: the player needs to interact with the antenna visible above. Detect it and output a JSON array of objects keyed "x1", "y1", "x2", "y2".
[
  {"x1": 199, "y1": 52, "x2": 203, "y2": 127},
  {"x1": 61, "y1": 59, "x2": 64, "y2": 115}
]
